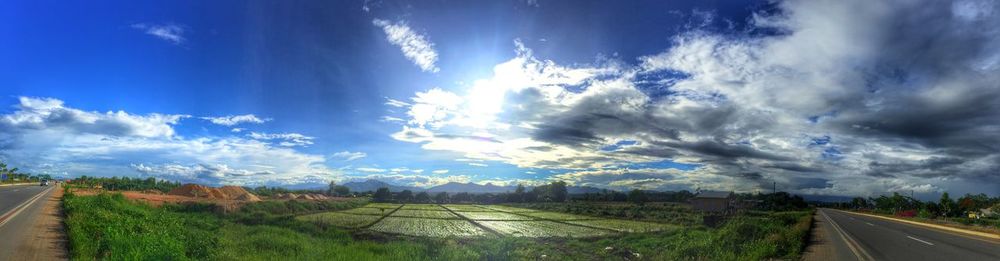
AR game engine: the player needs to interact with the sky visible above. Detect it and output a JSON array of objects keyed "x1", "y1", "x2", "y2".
[{"x1": 1, "y1": 0, "x2": 998, "y2": 199}]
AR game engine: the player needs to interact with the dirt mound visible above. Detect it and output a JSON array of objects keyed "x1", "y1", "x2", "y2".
[
  {"x1": 167, "y1": 184, "x2": 260, "y2": 202},
  {"x1": 270, "y1": 192, "x2": 330, "y2": 200}
]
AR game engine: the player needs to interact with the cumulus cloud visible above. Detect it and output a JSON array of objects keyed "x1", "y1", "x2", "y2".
[
  {"x1": 0, "y1": 97, "x2": 338, "y2": 187},
  {"x1": 332, "y1": 151, "x2": 367, "y2": 161},
  {"x1": 385, "y1": 0, "x2": 1000, "y2": 197},
  {"x1": 373, "y1": 19, "x2": 440, "y2": 72},
  {"x1": 131, "y1": 23, "x2": 186, "y2": 45},
  {"x1": 201, "y1": 114, "x2": 270, "y2": 126},
  {"x1": 432, "y1": 169, "x2": 449, "y2": 174}
]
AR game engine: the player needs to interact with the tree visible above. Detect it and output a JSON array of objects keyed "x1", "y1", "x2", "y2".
[
  {"x1": 398, "y1": 190, "x2": 414, "y2": 202},
  {"x1": 550, "y1": 181, "x2": 568, "y2": 202},
  {"x1": 434, "y1": 192, "x2": 449, "y2": 203},
  {"x1": 373, "y1": 187, "x2": 392, "y2": 202},
  {"x1": 334, "y1": 185, "x2": 350, "y2": 196},
  {"x1": 327, "y1": 181, "x2": 338, "y2": 196},
  {"x1": 511, "y1": 184, "x2": 526, "y2": 203},
  {"x1": 415, "y1": 192, "x2": 430, "y2": 203},
  {"x1": 940, "y1": 192, "x2": 956, "y2": 217},
  {"x1": 850, "y1": 197, "x2": 869, "y2": 209},
  {"x1": 628, "y1": 189, "x2": 648, "y2": 205}
]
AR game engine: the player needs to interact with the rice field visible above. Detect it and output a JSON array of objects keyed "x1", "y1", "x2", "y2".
[
  {"x1": 399, "y1": 204, "x2": 446, "y2": 210},
  {"x1": 341, "y1": 207, "x2": 392, "y2": 216},
  {"x1": 456, "y1": 211, "x2": 534, "y2": 221},
  {"x1": 517, "y1": 211, "x2": 598, "y2": 220},
  {"x1": 442, "y1": 204, "x2": 492, "y2": 212},
  {"x1": 368, "y1": 217, "x2": 492, "y2": 237},
  {"x1": 298, "y1": 203, "x2": 674, "y2": 238},
  {"x1": 390, "y1": 209, "x2": 460, "y2": 219},
  {"x1": 478, "y1": 220, "x2": 614, "y2": 237}
]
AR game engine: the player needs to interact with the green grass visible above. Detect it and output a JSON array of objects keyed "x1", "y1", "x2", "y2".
[
  {"x1": 65, "y1": 193, "x2": 814, "y2": 260},
  {"x1": 296, "y1": 212, "x2": 382, "y2": 228},
  {"x1": 341, "y1": 207, "x2": 393, "y2": 216},
  {"x1": 566, "y1": 219, "x2": 679, "y2": 233}
]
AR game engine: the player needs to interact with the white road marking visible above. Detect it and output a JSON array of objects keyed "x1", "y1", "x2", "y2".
[
  {"x1": 907, "y1": 235, "x2": 934, "y2": 246},
  {"x1": 821, "y1": 209, "x2": 875, "y2": 261},
  {"x1": 866, "y1": 222, "x2": 874, "y2": 226},
  {"x1": 11, "y1": 189, "x2": 18, "y2": 192}
]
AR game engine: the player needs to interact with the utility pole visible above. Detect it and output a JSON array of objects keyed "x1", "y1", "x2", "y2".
[{"x1": 772, "y1": 181, "x2": 776, "y2": 194}]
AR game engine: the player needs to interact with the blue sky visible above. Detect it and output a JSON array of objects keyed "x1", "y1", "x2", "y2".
[{"x1": 2, "y1": 0, "x2": 998, "y2": 199}]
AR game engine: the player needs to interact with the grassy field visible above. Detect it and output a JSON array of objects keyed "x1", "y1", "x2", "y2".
[{"x1": 64, "y1": 191, "x2": 813, "y2": 260}]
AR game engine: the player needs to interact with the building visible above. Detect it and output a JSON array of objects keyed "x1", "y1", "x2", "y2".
[{"x1": 691, "y1": 191, "x2": 734, "y2": 213}]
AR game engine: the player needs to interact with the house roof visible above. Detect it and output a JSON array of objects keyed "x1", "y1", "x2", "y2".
[{"x1": 694, "y1": 191, "x2": 732, "y2": 199}]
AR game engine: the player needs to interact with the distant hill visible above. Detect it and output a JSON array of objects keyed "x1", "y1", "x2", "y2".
[{"x1": 342, "y1": 179, "x2": 420, "y2": 192}]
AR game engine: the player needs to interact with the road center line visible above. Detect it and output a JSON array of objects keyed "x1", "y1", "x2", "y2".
[
  {"x1": 866, "y1": 222, "x2": 874, "y2": 226},
  {"x1": 907, "y1": 235, "x2": 934, "y2": 246}
]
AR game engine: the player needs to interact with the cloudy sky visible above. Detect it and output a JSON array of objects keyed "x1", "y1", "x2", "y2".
[{"x1": 1, "y1": 0, "x2": 998, "y2": 199}]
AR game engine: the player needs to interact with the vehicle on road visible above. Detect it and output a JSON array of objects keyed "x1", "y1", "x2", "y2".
[{"x1": 40, "y1": 180, "x2": 49, "y2": 186}]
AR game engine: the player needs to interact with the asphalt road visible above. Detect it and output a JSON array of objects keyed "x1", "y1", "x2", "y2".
[
  {"x1": 0, "y1": 184, "x2": 51, "y2": 215},
  {"x1": 818, "y1": 208, "x2": 1000, "y2": 261},
  {"x1": 0, "y1": 184, "x2": 59, "y2": 259}
]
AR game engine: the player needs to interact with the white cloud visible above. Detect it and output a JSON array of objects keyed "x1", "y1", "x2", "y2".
[
  {"x1": 247, "y1": 132, "x2": 314, "y2": 147},
  {"x1": 356, "y1": 167, "x2": 386, "y2": 173},
  {"x1": 373, "y1": 19, "x2": 440, "y2": 73},
  {"x1": 201, "y1": 114, "x2": 270, "y2": 126},
  {"x1": 0, "y1": 97, "x2": 339, "y2": 187},
  {"x1": 468, "y1": 163, "x2": 488, "y2": 167},
  {"x1": 231, "y1": 128, "x2": 245, "y2": 133},
  {"x1": 1, "y1": 97, "x2": 186, "y2": 138},
  {"x1": 383, "y1": 0, "x2": 1000, "y2": 197},
  {"x1": 332, "y1": 151, "x2": 367, "y2": 161},
  {"x1": 131, "y1": 23, "x2": 186, "y2": 45},
  {"x1": 432, "y1": 169, "x2": 449, "y2": 174}
]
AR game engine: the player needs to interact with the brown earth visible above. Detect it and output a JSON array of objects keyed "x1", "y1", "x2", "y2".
[{"x1": 167, "y1": 184, "x2": 261, "y2": 201}]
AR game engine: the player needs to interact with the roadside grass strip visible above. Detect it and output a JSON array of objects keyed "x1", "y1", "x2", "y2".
[
  {"x1": 566, "y1": 219, "x2": 679, "y2": 233},
  {"x1": 390, "y1": 209, "x2": 460, "y2": 219},
  {"x1": 443, "y1": 204, "x2": 493, "y2": 212},
  {"x1": 297, "y1": 212, "x2": 382, "y2": 228},
  {"x1": 517, "y1": 211, "x2": 599, "y2": 221},
  {"x1": 457, "y1": 211, "x2": 535, "y2": 221},
  {"x1": 341, "y1": 207, "x2": 393, "y2": 216},
  {"x1": 399, "y1": 204, "x2": 446, "y2": 211},
  {"x1": 478, "y1": 220, "x2": 615, "y2": 238},
  {"x1": 479, "y1": 205, "x2": 539, "y2": 213},
  {"x1": 368, "y1": 217, "x2": 493, "y2": 237}
]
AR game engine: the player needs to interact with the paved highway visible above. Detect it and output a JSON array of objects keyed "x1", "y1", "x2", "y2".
[
  {"x1": 818, "y1": 208, "x2": 1000, "y2": 261},
  {"x1": 0, "y1": 184, "x2": 62, "y2": 260}
]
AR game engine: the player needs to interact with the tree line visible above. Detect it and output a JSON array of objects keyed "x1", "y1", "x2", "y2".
[
  {"x1": 0, "y1": 161, "x2": 52, "y2": 183},
  {"x1": 72, "y1": 176, "x2": 182, "y2": 193},
  {"x1": 834, "y1": 192, "x2": 999, "y2": 219}
]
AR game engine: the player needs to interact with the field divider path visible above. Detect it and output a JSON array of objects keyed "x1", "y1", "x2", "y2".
[
  {"x1": 361, "y1": 204, "x2": 406, "y2": 229},
  {"x1": 441, "y1": 205, "x2": 502, "y2": 236},
  {"x1": 486, "y1": 206, "x2": 621, "y2": 234}
]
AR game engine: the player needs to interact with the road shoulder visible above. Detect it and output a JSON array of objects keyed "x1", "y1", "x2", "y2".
[{"x1": 803, "y1": 209, "x2": 856, "y2": 261}]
